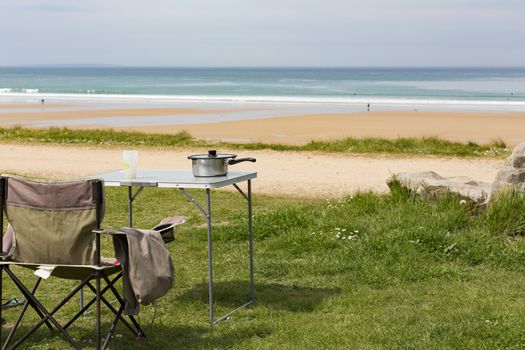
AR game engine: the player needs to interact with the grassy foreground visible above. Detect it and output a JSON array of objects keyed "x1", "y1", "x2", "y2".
[
  {"x1": 2, "y1": 187, "x2": 525, "y2": 349},
  {"x1": 0, "y1": 126, "x2": 510, "y2": 157}
]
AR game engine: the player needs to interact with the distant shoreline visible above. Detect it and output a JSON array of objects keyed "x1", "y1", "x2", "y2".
[{"x1": 1, "y1": 92, "x2": 525, "y2": 113}]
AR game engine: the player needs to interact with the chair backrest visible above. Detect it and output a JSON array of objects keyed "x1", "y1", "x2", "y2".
[{"x1": 0, "y1": 176, "x2": 104, "y2": 265}]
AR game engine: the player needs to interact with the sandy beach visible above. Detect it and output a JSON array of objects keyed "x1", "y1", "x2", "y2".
[
  {"x1": 1, "y1": 102, "x2": 524, "y2": 146},
  {"x1": 132, "y1": 111, "x2": 525, "y2": 146},
  {"x1": 0, "y1": 143, "x2": 503, "y2": 198}
]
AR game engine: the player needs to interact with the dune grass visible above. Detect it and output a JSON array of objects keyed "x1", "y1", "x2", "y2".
[
  {"x1": 0, "y1": 126, "x2": 510, "y2": 157},
  {"x1": 3, "y1": 187, "x2": 525, "y2": 349}
]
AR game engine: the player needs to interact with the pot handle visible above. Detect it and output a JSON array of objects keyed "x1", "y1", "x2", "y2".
[{"x1": 228, "y1": 157, "x2": 256, "y2": 165}]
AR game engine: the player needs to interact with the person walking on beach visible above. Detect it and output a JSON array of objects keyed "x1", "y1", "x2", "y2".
[{"x1": 367, "y1": 103, "x2": 370, "y2": 112}]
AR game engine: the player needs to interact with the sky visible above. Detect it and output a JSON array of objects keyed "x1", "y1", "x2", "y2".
[{"x1": 0, "y1": 0, "x2": 524, "y2": 67}]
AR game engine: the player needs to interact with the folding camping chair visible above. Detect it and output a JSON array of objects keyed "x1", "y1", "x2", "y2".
[{"x1": 0, "y1": 175, "x2": 145, "y2": 350}]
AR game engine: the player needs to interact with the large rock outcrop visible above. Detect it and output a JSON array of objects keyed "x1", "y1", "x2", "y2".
[
  {"x1": 491, "y1": 141, "x2": 525, "y2": 197},
  {"x1": 387, "y1": 171, "x2": 491, "y2": 204}
]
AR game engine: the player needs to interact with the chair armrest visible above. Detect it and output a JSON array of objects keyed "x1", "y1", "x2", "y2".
[{"x1": 93, "y1": 229, "x2": 123, "y2": 236}]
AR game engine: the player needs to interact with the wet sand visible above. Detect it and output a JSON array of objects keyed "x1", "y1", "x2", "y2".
[
  {"x1": 0, "y1": 107, "x2": 235, "y2": 122},
  {"x1": 0, "y1": 103, "x2": 70, "y2": 109}
]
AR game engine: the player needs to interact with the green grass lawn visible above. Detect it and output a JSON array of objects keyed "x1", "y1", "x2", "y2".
[{"x1": 2, "y1": 186, "x2": 525, "y2": 349}]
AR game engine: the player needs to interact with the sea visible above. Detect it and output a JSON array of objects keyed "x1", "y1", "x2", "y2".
[{"x1": 1, "y1": 67, "x2": 525, "y2": 126}]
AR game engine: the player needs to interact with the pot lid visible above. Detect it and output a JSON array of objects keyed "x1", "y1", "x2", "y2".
[{"x1": 188, "y1": 150, "x2": 237, "y2": 160}]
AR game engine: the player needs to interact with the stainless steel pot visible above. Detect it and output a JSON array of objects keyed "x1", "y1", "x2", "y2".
[{"x1": 188, "y1": 150, "x2": 256, "y2": 177}]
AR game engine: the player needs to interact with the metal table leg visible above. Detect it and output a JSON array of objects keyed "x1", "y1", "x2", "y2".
[
  {"x1": 233, "y1": 180, "x2": 254, "y2": 301},
  {"x1": 248, "y1": 180, "x2": 255, "y2": 300},
  {"x1": 181, "y1": 181, "x2": 254, "y2": 325},
  {"x1": 128, "y1": 187, "x2": 133, "y2": 227},
  {"x1": 205, "y1": 189, "x2": 214, "y2": 323},
  {"x1": 126, "y1": 186, "x2": 145, "y2": 228}
]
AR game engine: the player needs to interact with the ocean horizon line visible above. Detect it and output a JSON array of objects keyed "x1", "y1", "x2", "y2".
[{"x1": 2, "y1": 65, "x2": 525, "y2": 70}]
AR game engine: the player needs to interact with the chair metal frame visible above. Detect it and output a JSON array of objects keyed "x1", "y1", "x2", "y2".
[{"x1": 0, "y1": 177, "x2": 146, "y2": 350}]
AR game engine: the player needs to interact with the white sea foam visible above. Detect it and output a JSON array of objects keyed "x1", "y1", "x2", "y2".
[
  {"x1": 0, "y1": 91, "x2": 524, "y2": 111},
  {"x1": 0, "y1": 88, "x2": 39, "y2": 93}
]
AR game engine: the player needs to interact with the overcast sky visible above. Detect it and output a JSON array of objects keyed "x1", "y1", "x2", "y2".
[{"x1": 1, "y1": 0, "x2": 524, "y2": 67}]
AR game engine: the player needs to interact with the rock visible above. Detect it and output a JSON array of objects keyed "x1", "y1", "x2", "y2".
[
  {"x1": 386, "y1": 141, "x2": 525, "y2": 204},
  {"x1": 492, "y1": 141, "x2": 525, "y2": 197},
  {"x1": 504, "y1": 142, "x2": 525, "y2": 168},
  {"x1": 387, "y1": 171, "x2": 491, "y2": 204}
]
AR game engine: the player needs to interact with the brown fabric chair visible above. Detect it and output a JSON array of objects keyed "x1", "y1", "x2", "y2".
[{"x1": 0, "y1": 175, "x2": 145, "y2": 350}]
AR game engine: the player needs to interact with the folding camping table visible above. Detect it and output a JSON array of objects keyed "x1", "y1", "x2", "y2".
[{"x1": 94, "y1": 169, "x2": 256, "y2": 324}]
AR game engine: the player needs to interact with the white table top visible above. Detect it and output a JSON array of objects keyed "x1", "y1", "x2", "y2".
[{"x1": 94, "y1": 169, "x2": 257, "y2": 189}]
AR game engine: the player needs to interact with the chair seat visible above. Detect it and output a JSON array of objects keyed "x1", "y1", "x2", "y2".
[{"x1": 0, "y1": 259, "x2": 120, "y2": 280}]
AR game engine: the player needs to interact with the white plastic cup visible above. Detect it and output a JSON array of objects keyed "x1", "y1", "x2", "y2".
[{"x1": 122, "y1": 150, "x2": 138, "y2": 179}]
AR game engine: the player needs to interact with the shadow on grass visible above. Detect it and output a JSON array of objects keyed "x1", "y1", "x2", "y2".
[
  {"x1": 137, "y1": 323, "x2": 273, "y2": 349},
  {"x1": 178, "y1": 280, "x2": 341, "y2": 312},
  {"x1": 2, "y1": 319, "x2": 273, "y2": 350},
  {"x1": 1, "y1": 281, "x2": 338, "y2": 348}
]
